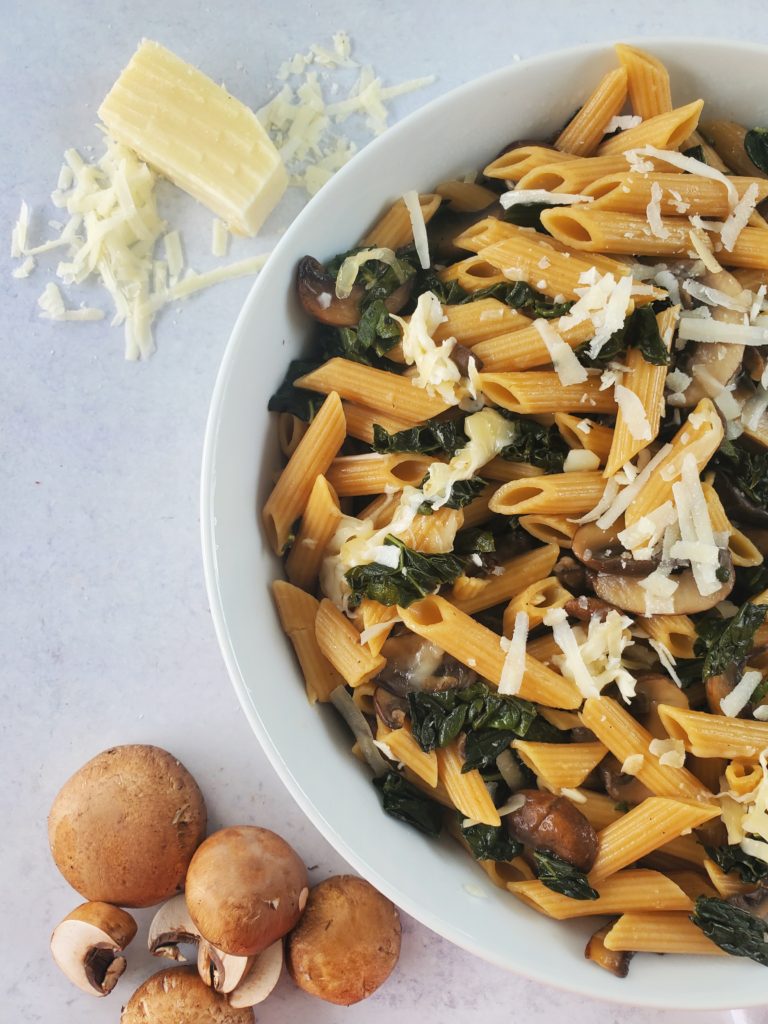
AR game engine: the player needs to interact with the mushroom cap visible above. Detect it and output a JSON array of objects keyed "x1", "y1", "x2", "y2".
[
  {"x1": 121, "y1": 966, "x2": 253, "y2": 1024},
  {"x1": 185, "y1": 826, "x2": 308, "y2": 956},
  {"x1": 48, "y1": 745, "x2": 207, "y2": 908},
  {"x1": 286, "y1": 875, "x2": 401, "y2": 1005}
]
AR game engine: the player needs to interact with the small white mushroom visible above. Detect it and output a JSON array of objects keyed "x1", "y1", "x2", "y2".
[
  {"x1": 197, "y1": 939, "x2": 253, "y2": 993},
  {"x1": 51, "y1": 901, "x2": 137, "y2": 996},
  {"x1": 148, "y1": 893, "x2": 201, "y2": 961},
  {"x1": 228, "y1": 940, "x2": 284, "y2": 1009}
]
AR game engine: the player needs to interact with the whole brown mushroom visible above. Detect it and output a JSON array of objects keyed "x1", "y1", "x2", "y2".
[
  {"x1": 185, "y1": 826, "x2": 308, "y2": 956},
  {"x1": 48, "y1": 745, "x2": 207, "y2": 907},
  {"x1": 120, "y1": 966, "x2": 253, "y2": 1024},
  {"x1": 286, "y1": 875, "x2": 401, "y2": 1005}
]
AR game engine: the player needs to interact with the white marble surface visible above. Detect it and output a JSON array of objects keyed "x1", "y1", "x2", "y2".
[{"x1": 4, "y1": 2, "x2": 768, "y2": 1020}]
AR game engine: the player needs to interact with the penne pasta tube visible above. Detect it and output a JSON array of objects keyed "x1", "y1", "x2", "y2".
[
  {"x1": 703, "y1": 482, "x2": 764, "y2": 568},
  {"x1": 437, "y1": 741, "x2": 500, "y2": 826},
  {"x1": 510, "y1": 869, "x2": 691, "y2": 920},
  {"x1": 482, "y1": 458, "x2": 546, "y2": 483},
  {"x1": 435, "y1": 297, "x2": 531, "y2": 344},
  {"x1": 435, "y1": 179, "x2": 498, "y2": 212},
  {"x1": 657, "y1": 704, "x2": 768, "y2": 759},
  {"x1": 603, "y1": 912, "x2": 726, "y2": 955},
  {"x1": 597, "y1": 99, "x2": 704, "y2": 155},
  {"x1": 503, "y1": 576, "x2": 572, "y2": 631},
  {"x1": 480, "y1": 372, "x2": 618, "y2": 415},
  {"x1": 519, "y1": 513, "x2": 579, "y2": 548},
  {"x1": 278, "y1": 412, "x2": 307, "y2": 457},
  {"x1": 315, "y1": 598, "x2": 386, "y2": 687},
  {"x1": 683, "y1": 129, "x2": 731, "y2": 173},
  {"x1": 361, "y1": 192, "x2": 442, "y2": 248},
  {"x1": 263, "y1": 391, "x2": 346, "y2": 554},
  {"x1": 585, "y1": 172, "x2": 768, "y2": 216},
  {"x1": 614, "y1": 44, "x2": 672, "y2": 119},
  {"x1": 483, "y1": 145, "x2": 578, "y2": 182},
  {"x1": 589, "y1": 797, "x2": 719, "y2": 883},
  {"x1": 325, "y1": 452, "x2": 435, "y2": 497},
  {"x1": 272, "y1": 582, "x2": 345, "y2": 703},
  {"x1": 512, "y1": 739, "x2": 607, "y2": 790},
  {"x1": 438, "y1": 254, "x2": 510, "y2": 291},
  {"x1": 603, "y1": 305, "x2": 676, "y2": 477},
  {"x1": 479, "y1": 858, "x2": 535, "y2": 887},
  {"x1": 702, "y1": 857, "x2": 759, "y2": 899},
  {"x1": 489, "y1": 471, "x2": 607, "y2": 516},
  {"x1": 581, "y1": 696, "x2": 716, "y2": 803},
  {"x1": 472, "y1": 318, "x2": 596, "y2": 373},
  {"x1": 400, "y1": 507, "x2": 464, "y2": 554},
  {"x1": 399, "y1": 595, "x2": 582, "y2": 709},
  {"x1": 541, "y1": 207, "x2": 768, "y2": 269},
  {"x1": 556, "y1": 67, "x2": 629, "y2": 156},
  {"x1": 700, "y1": 120, "x2": 768, "y2": 179},
  {"x1": 377, "y1": 720, "x2": 438, "y2": 787},
  {"x1": 555, "y1": 413, "x2": 615, "y2": 464},
  {"x1": 637, "y1": 613, "x2": 697, "y2": 659},
  {"x1": 665, "y1": 870, "x2": 719, "y2": 901},
  {"x1": 517, "y1": 153, "x2": 667, "y2": 195},
  {"x1": 449, "y1": 544, "x2": 560, "y2": 614},
  {"x1": 295, "y1": 358, "x2": 450, "y2": 424},
  {"x1": 459, "y1": 484, "x2": 496, "y2": 529},
  {"x1": 285, "y1": 475, "x2": 342, "y2": 590},
  {"x1": 360, "y1": 600, "x2": 399, "y2": 657},
  {"x1": 342, "y1": 402, "x2": 411, "y2": 445}
]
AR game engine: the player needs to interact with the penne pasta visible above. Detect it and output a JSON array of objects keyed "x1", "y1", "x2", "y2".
[
  {"x1": 489, "y1": 472, "x2": 608, "y2": 516},
  {"x1": 585, "y1": 172, "x2": 768, "y2": 216},
  {"x1": 511, "y1": 869, "x2": 691, "y2": 920},
  {"x1": 480, "y1": 372, "x2": 618, "y2": 415},
  {"x1": 377, "y1": 720, "x2": 438, "y2": 787},
  {"x1": 503, "y1": 576, "x2": 572, "y2": 631},
  {"x1": 555, "y1": 413, "x2": 615, "y2": 464},
  {"x1": 519, "y1": 513, "x2": 579, "y2": 548},
  {"x1": 637, "y1": 613, "x2": 698, "y2": 659},
  {"x1": 597, "y1": 99, "x2": 704, "y2": 155},
  {"x1": 482, "y1": 145, "x2": 578, "y2": 182},
  {"x1": 604, "y1": 913, "x2": 726, "y2": 956},
  {"x1": 449, "y1": 544, "x2": 560, "y2": 614},
  {"x1": 315, "y1": 598, "x2": 386, "y2": 688},
  {"x1": 614, "y1": 44, "x2": 672, "y2": 119},
  {"x1": 272, "y1": 582, "x2": 345, "y2": 703},
  {"x1": 435, "y1": 179, "x2": 498, "y2": 212},
  {"x1": 362, "y1": 192, "x2": 442, "y2": 248},
  {"x1": 278, "y1": 412, "x2": 307, "y2": 457},
  {"x1": 342, "y1": 402, "x2": 412, "y2": 445},
  {"x1": 700, "y1": 120, "x2": 768, "y2": 179},
  {"x1": 437, "y1": 741, "x2": 500, "y2": 826},
  {"x1": 472, "y1": 317, "x2": 597, "y2": 373},
  {"x1": 512, "y1": 739, "x2": 607, "y2": 790},
  {"x1": 285, "y1": 475, "x2": 342, "y2": 590},
  {"x1": 326, "y1": 452, "x2": 436, "y2": 497},
  {"x1": 556, "y1": 67, "x2": 629, "y2": 157},
  {"x1": 658, "y1": 704, "x2": 768, "y2": 759}
]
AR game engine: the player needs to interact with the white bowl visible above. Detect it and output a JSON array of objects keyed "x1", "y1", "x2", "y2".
[{"x1": 202, "y1": 39, "x2": 768, "y2": 1009}]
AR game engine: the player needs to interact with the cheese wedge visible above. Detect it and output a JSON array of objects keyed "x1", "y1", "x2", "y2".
[{"x1": 98, "y1": 39, "x2": 287, "y2": 235}]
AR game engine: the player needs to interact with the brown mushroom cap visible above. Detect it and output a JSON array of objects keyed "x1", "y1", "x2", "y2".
[
  {"x1": 286, "y1": 875, "x2": 401, "y2": 1005},
  {"x1": 185, "y1": 827, "x2": 308, "y2": 957},
  {"x1": 120, "y1": 966, "x2": 253, "y2": 1024},
  {"x1": 48, "y1": 745, "x2": 207, "y2": 908},
  {"x1": 504, "y1": 789, "x2": 599, "y2": 872}
]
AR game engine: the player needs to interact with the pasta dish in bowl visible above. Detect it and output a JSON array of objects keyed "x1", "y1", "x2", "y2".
[{"x1": 203, "y1": 39, "x2": 768, "y2": 1006}]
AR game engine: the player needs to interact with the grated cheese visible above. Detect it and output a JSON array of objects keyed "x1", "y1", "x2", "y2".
[
  {"x1": 335, "y1": 247, "x2": 404, "y2": 298},
  {"x1": 12, "y1": 256, "x2": 35, "y2": 279},
  {"x1": 721, "y1": 182, "x2": 760, "y2": 252},
  {"x1": 563, "y1": 449, "x2": 601, "y2": 472},
  {"x1": 678, "y1": 313, "x2": 768, "y2": 346},
  {"x1": 559, "y1": 269, "x2": 633, "y2": 360},
  {"x1": 499, "y1": 189, "x2": 593, "y2": 208},
  {"x1": 646, "y1": 181, "x2": 670, "y2": 240},
  {"x1": 648, "y1": 737, "x2": 686, "y2": 769},
  {"x1": 547, "y1": 607, "x2": 635, "y2": 701},
  {"x1": 622, "y1": 753, "x2": 645, "y2": 775},
  {"x1": 648, "y1": 637, "x2": 683, "y2": 687},
  {"x1": 614, "y1": 384, "x2": 652, "y2": 440},
  {"x1": 402, "y1": 189, "x2": 430, "y2": 270},
  {"x1": 595, "y1": 443, "x2": 673, "y2": 530},
  {"x1": 392, "y1": 291, "x2": 463, "y2": 405},
  {"x1": 499, "y1": 612, "x2": 529, "y2": 695},
  {"x1": 37, "y1": 282, "x2": 104, "y2": 321},
  {"x1": 671, "y1": 453, "x2": 721, "y2": 598},
  {"x1": 720, "y1": 669, "x2": 763, "y2": 718},
  {"x1": 422, "y1": 408, "x2": 516, "y2": 509},
  {"x1": 606, "y1": 114, "x2": 642, "y2": 133},
  {"x1": 683, "y1": 279, "x2": 751, "y2": 313},
  {"x1": 532, "y1": 318, "x2": 587, "y2": 387},
  {"x1": 211, "y1": 218, "x2": 229, "y2": 258},
  {"x1": 628, "y1": 145, "x2": 739, "y2": 209},
  {"x1": 687, "y1": 229, "x2": 723, "y2": 274}
]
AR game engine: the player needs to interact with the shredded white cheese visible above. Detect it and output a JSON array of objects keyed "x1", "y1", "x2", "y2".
[
  {"x1": 614, "y1": 384, "x2": 652, "y2": 440},
  {"x1": 402, "y1": 189, "x2": 430, "y2": 270},
  {"x1": 211, "y1": 218, "x2": 229, "y2": 258},
  {"x1": 628, "y1": 145, "x2": 739, "y2": 209},
  {"x1": 646, "y1": 181, "x2": 670, "y2": 240},
  {"x1": 678, "y1": 314, "x2": 768, "y2": 346},
  {"x1": 720, "y1": 670, "x2": 763, "y2": 718},
  {"x1": 721, "y1": 182, "x2": 760, "y2": 252},
  {"x1": 532, "y1": 318, "x2": 587, "y2": 386},
  {"x1": 335, "y1": 247, "x2": 403, "y2": 298},
  {"x1": 648, "y1": 737, "x2": 686, "y2": 769},
  {"x1": 499, "y1": 612, "x2": 529, "y2": 695},
  {"x1": 499, "y1": 189, "x2": 593, "y2": 208},
  {"x1": 559, "y1": 269, "x2": 633, "y2": 360},
  {"x1": 563, "y1": 449, "x2": 601, "y2": 472},
  {"x1": 606, "y1": 114, "x2": 642, "y2": 133},
  {"x1": 621, "y1": 753, "x2": 645, "y2": 775}
]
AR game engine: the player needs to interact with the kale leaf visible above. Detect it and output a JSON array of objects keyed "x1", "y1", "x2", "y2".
[
  {"x1": 325, "y1": 246, "x2": 418, "y2": 298},
  {"x1": 733, "y1": 565, "x2": 768, "y2": 604},
  {"x1": 372, "y1": 419, "x2": 468, "y2": 456},
  {"x1": 461, "y1": 818, "x2": 522, "y2": 861},
  {"x1": 579, "y1": 306, "x2": 670, "y2": 369},
  {"x1": 705, "y1": 843, "x2": 768, "y2": 885},
  {"x1": 407, "y1": 681, "x2": 544, "y2": 755},
  {"x1": 694, "y1": 601, "x2": 768, "y2": 679},
  {"x1": 713, "y1": 440, "x2": 768, "y2": 510},
  {"x1": 453, "y1": 527, "x2": 496, "y2": 556},
  {"x1": 418, "y1": 476, "x2": 488, "y2": 514},
  {"x1": 412, "y1": 275, "x2": 572, "y2": 319},
  {"x1": 373, "y1": 771, "x2": 443, "y2": 836},
  {"x1": 745, "y1": 127, "x2": 768, "y2": 176},
  {"x1": 691, "y1": 896, "x2": 768, "y2": 966},
  {"x1": 344, "y1": 536, "x2": 463, "y2": 610},
  {"x1": 533, "y1": 850, "x2": 599, "y2": 900},
  {"x1": 498, "y1": 411, "x2": 569, "y2": 471},
  {"x1": 683, "y1": 144, "x2": 706, "y2": 164},
  {"x1": 267, "y1": 359, "x2": 324, "y2": 421},
  {"x1": 502, "y1": 203, "x2": 551, "y2": 232},
  {"x1": 672, "y1": 658, "x2": 705, "y2": 688}
]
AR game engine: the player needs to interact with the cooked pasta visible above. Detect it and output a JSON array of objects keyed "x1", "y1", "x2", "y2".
[{"x1": 266, "y1": 44, "x2": 768, "y2": 978}]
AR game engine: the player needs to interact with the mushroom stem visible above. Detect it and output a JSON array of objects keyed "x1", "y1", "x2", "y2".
[
  {"x1": 50, "y1": 901, "x2": 137, "y2": 996},
  {"x1": 148, "y1": 893, "x2": 201, "y2": 961}
]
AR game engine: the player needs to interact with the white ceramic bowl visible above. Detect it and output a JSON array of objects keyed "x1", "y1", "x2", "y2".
[{"x1": 202, "y1": 39, "x2": 768, "y2": 1008}]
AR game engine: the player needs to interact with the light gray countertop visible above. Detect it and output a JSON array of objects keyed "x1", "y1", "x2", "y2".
[{"x1": 3, "y1": 1, "x2": 768, "y2": 1020}]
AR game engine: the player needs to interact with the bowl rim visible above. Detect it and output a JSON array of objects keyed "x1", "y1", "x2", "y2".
[{"x1": 201, "y1": 36, "x2": 768, "y2": 1009}]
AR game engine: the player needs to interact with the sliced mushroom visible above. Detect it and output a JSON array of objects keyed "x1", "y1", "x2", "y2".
[
  {"x1": 564, "y1": 595, "x2": 615, "y2": 622},
  {"x1": 634, "y1": 674, "x2": 690, "y2": 739},
  {"x1": 296, "y1": 255, "x2": 412, "y2": 326},
  {"x1": 714, "y1": 472, "x2": 768, "y2": 529},
  {"x1": 51, "y1": 901, "x2": 137, "y2": 996},
  {"x1": 599, "y1": 754, "x2": 654, "y2": 805},
  {"x1": 572, "y1": 522, "x2": 657, "y2": 576},
  {"x1": 585, "y1": 922, "x2": 634, "y2": 978},
  {"x1": 373, "y1": 687, "x2": 408, "y2": 729},
  {"x1": 450, "y1": 341, "x2": 483, "y2": 376},
  {"x1": 593, "y1": 553, "x2": 735, "y2": 616},
  {"x1": 705, "y1": 671, "x2": 739, "y2": 715},
  {"x1": 197, "y1": 940, "x2": 253, "y2": 994},
  {"x1": 681, "y1": 270, "x2": 747, "y2": 406},
  {"x1": 228, "y1": 940, "x2": 284, "y2": 1009},
  {"x1": 553, "y1": 555, "x2": 587, "y2": 593},
  {"x1": 374, "y1": 634, "x2": 478, "y2": 698},
  {"x1": 148, "y1": 893, "x2": 201, "y2": 961},
  {"x1": 504, "y1": 789, "x2": 598, "y2": 872}
]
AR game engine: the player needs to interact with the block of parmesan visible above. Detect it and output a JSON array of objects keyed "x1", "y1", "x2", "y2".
[{"x1": 98, "y1": 39, "x2": 287, "y2": 235}]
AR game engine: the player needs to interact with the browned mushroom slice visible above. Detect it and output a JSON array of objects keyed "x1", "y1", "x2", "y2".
[
  {"x1": 572, "y1": 522, "x2": 657, "y2": 576},
  {"x1": 680, "y1": 270, "x2": 747, "y2": 406},
  {"x1": 634, "y1": 674, "x2": 690, "y2": 738},
  {"x1": 585, "y1": 922, "x2": 634, "y2": 978},
  {"x1": 374, "y1": 634, "x2": 478, "y2": 698},
  {"x1": 593, "y1": 553, "x2": 735, "y2": 616},
  {"x1": 296, "y1": 255, "x2": 413, "y2": 327},
  {"x1": 450, "y1": 341, "x2": 483, "y2": 376},
  {"x1": 373, "y1": 687, "x2": 408, "y2": 729},
  {"x1": 599, "y1": 754, "x2": 654, "y2": 805},
  {"x1": 564, "y1": 595, "x2": 616, "y2": 622},
  {"x1": 504, "y1": 789, "x2": 599, "y2": 872},
  {"x1": 705, "y1": 672, "x2": 737, "y2": 715}
]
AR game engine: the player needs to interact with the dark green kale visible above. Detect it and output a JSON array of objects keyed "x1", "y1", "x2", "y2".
[
  {"x1": 452, "y1": 528, "x2": 496, "y2": 556},
  {"x1": 502, "y1": 202, "x2": 551, "y2": 232},
  {"x1": 705, "y1": 843, "x2": 768, "y2": 885},
  {"x1": 745, "y1": 127, "x2": 768, "y2": 175},
  {"x1": 344, "y1": 536, "x2": 463, "y2": 610},
  {"x1": 418, "y1": 476, "x2": 488, "y2": 514},
  {"x1": 713, "y1": 440, "x2": 768, "y2": 510},
  {"x1": 371, "y1": 418, "x2": 468, "y2": 456},
  {"x1": 406, "y1": 681, "x2": 547, "y2": 757},
  {"x1": 533, "y1": 850, "x2": 599, "y2": 900},
  {"x1": 498, "y1": 411, "x2": 569, "y2": 472},
  {"x1": 578, "y1": 306, "x2": 670, "y2": 368},
  {"x1": 412, "y1": 275, "x2": 572, "y2": 319},
  {"x1": 460, "y1": 818, "x2": 522, "y2": 861},
  {"x1": 694, "y1": 601, "x2": 768, "y2": 679},
  {"x1": 373, "y1": 771, "x2": 443, "y2": 836},
  {"x1": 733, "y1": 565, "x2": 768, "y2": 604},
  {"x1": 682, "y1": 144, "x2": 706, "y2": 164},
  {"x1": 691, "y1": 896, "x2": 768, "y2": 966},
  {"x1": 672, "y1": 658, "x2": 705, "y2": 688},
  {"x1": 267, "y1": 359, "x2": 324, "y2": 421},
  {"x1": 325, "y1": 246, "x2": 418, "y2": 297}
]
